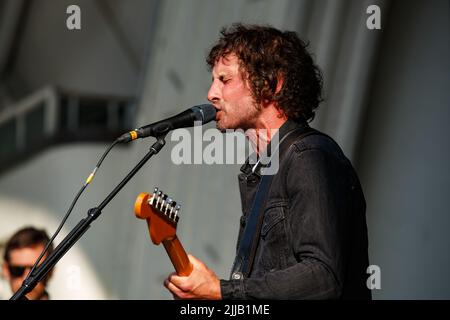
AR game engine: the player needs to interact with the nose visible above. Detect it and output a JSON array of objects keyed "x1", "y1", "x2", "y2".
[{"x1": 207, "y1": 80, "x2": 220, "y2": 104}]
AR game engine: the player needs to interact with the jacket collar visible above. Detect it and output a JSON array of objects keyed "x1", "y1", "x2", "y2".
[{"x1": 240, "y1": 119, "x2": 308, "y2": 176}]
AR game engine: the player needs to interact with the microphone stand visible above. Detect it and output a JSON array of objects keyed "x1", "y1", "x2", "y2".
[{"x1": 10, "y1": 136, "x2": 166, "y2": 300}]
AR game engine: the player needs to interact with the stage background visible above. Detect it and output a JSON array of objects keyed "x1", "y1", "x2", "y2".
[{"x1": 0, "y1": 0, "x2": 448, "y2": 299}]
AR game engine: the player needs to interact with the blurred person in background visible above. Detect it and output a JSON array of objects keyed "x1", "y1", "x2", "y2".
[{"x1": 2, "y1": 226, "x2": 54, "y2": 300}]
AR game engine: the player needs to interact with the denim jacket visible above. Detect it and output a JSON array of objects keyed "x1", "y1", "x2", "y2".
[{"x1": 220, "y1": 120, "x2": 371, "y2": 300}]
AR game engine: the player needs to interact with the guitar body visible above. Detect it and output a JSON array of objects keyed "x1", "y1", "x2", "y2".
[{"x1": 134, "y1": 190, "x2": 193, "y2": 276}]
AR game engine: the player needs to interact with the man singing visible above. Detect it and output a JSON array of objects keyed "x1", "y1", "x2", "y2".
[{"x1": 164, "y1": 24, "x2": 371, "y2": 300}]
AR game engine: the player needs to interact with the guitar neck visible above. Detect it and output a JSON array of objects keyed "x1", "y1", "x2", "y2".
[{"x1": 162, "y1": 235, "x2": 193, "y2": 276}]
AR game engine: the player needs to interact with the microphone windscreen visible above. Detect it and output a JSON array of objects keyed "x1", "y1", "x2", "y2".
[{"x1": 192, "y1": 104, "x2": 216, "y2": 124}]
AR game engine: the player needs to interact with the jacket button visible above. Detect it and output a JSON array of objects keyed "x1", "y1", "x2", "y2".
[{"x1": 232, "y1": 272, "x2": 243, "y2": 280}]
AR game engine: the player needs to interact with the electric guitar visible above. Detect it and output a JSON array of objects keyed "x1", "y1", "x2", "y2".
[{"x1": 134, "y1": 187, "x2": 193, "y2": 276}]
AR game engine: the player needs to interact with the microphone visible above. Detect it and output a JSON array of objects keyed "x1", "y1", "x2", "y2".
[{"x1": 117, "y1": 104, "x2": 216, "y2": 143}]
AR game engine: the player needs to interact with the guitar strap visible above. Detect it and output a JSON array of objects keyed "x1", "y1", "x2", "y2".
[{"x1": 231, "y1": 125, "x2": 323, "y2": 280}]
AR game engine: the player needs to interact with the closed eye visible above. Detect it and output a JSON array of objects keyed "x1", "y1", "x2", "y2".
[{"x1": 219, "y1": 75, "x2": 230, "y2": 83}]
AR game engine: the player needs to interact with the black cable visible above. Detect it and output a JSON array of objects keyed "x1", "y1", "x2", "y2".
[{"x1": 26, "y1": 139, "x2": 120, "y2": 279}]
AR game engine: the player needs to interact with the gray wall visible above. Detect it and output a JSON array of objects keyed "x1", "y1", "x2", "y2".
[{"x1": 358, "y1": 0, "x2": 450, "y2": 299}]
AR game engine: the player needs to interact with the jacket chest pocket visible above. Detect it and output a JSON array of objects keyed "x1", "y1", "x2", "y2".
[
  {"x1": 258, "y1": 202, "x2": 289, "y2": 271},
  {"x1": 261, "y1": 205, "x2": 286, "y2": 239}
]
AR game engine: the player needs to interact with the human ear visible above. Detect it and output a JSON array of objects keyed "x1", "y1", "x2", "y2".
[{"x1": 275, "y1": 74, "x2": 284, "y2": 95}]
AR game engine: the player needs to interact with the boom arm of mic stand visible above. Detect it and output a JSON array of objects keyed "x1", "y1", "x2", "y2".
[{"x1": 10, "y1": 136, "x2": 166, "y2": 300}]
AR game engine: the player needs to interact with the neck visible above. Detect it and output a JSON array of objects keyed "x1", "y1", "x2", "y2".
[{"x1": 245, "y1": 105, "x2": 287, "y2": 154}]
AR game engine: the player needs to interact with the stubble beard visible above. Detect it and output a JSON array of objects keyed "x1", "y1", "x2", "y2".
[{"x1": 216, "y1": 102, "x2": 260, "y2": 133}]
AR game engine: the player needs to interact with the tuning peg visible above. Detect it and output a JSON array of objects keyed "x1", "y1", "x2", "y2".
[
  {"x1": 149, "y1": 187, "x2": 159, "y2": 206},
  {"x1": 159, "y1": 193, "x2": 167, "y2": 211},
  {"x1": 169, "y1": 201, "x2": 177, "y2": 219},
  {"x1": 156, "y1": 190, "x2": 163, "y2": 208},
  {"x1": 173, "y1": 204, "x2": 181, "y2": 222},
  {"x1": 164, "y1": 197, "x2": 173, "y2": 215}
]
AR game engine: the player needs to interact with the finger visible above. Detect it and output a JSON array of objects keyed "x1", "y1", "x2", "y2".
[
  {"x1": 167, "y1": 271, "x2": 177, "y2": 281},
  {"x1": 165, "y1": 280, "x2": 191, "y2": 299},
  {"x1": 188, "y1": 254, "x2": 199, "y2": 264},
  {"x1": 169, "y1": 273, "x2": 187, "y2": 288},
  {"x1": 188, "y1": 254, "x2": 208, "y2": 270},
  {"x1": 164, "y1": 278, "x2": 180, "y2": 294},
  {"x1": 163, "y1": 284, "x2": 180, "y2": 300}
]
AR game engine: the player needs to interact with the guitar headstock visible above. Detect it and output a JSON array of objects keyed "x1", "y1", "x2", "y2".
[{"x1": 134, "y1": 187, "x2": 182, "y2": 245}]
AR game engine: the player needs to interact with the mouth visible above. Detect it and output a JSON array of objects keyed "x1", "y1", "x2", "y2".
[{"x1": 212, "y1": 105, "x2": 222, "y2": 120}]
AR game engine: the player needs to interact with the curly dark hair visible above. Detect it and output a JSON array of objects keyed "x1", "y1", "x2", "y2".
[{"x1": 207, "y1": 23, "x2": 323, "y2": 122}]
